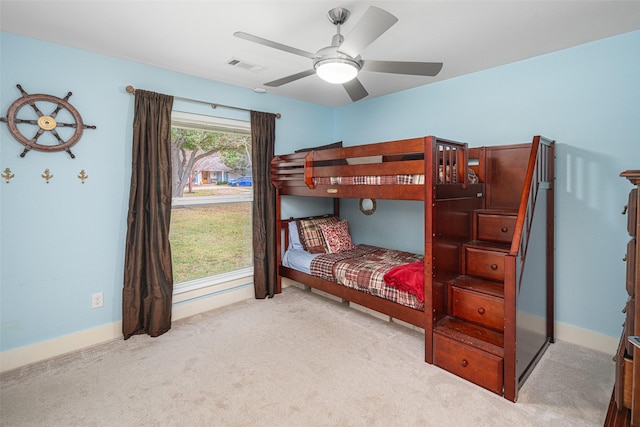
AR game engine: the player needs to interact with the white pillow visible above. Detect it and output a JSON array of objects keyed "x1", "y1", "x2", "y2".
[{"x1": 288, "y1": 221, "x2": 304, "y2": 250}]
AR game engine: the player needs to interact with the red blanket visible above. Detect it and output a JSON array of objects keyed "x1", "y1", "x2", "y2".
[{"x1": 383, "y1": 261, "x2": 425, "y2": 302}]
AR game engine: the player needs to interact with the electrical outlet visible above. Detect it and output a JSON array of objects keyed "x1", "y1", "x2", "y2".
[{"x1": 91, "y1": 292, "x2": 104, "y2": 309}]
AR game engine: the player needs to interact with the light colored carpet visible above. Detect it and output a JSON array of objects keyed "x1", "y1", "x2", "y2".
[{"x1": 1, "y1": 285, "x2": 614, "y2": 426}]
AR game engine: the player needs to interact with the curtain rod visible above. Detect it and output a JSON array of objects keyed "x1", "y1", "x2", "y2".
[{"x1": 125, "y1": 85, "x2": 281, "y2": 119}]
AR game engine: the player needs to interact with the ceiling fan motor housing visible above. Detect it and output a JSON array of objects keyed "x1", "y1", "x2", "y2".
[{"x1": 313, "y1": 46, "x2": 361, "y2": 70}]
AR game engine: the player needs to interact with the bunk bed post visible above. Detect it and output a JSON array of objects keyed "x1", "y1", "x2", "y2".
[
  {"x1": 503, "y1": 254, "x2": 518, "y2": 402},
  {"x1": 458, "y1": 146, "x2": 468, "y2": 189},
  {"x1": 424, "y1": 136, "x2": 435, "y2": 364},
  {"x1": 547, "y1": 140, "x2": 556, "y2": 343}
]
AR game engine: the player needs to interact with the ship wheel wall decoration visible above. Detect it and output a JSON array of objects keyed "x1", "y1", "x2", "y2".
[{"x1": 0, "y1": 84, "x2": 96, "y2": 158}]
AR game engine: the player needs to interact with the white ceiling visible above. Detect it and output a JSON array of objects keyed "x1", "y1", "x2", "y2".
[{"x1": 2, "y1": 1, "x2": 640, "y2": 107}]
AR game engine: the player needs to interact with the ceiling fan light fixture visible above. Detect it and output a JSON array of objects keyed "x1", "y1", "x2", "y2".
[{"x1": 314, "y1": 58, "x2": 360, "y2": 84}]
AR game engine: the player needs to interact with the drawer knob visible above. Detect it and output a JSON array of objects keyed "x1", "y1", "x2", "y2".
[
  {"x1": 478, "y1": 307, "x2": 485, "y2": 315},
  {"x1": 490, "y1": 264, "x2": 498, "y2": 270},
  {"x1": 501, "y1": 227, "x2": 508, "y2": 233},
  {"x1": 461, "y1": 359, "x2": 468, "y2": 368},
  {"x1": 623, "y1": 255, "x2": 627, "y2": 262},
  {"x1": 622, "y1": 205, "x2": 628, "y2": 215}
]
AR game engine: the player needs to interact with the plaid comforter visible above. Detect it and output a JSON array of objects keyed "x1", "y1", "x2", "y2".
[{"x1": 310, "y1": 244, "x2": 424, "y2": 310}]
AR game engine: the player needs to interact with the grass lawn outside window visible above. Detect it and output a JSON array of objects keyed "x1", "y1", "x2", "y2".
[{"x1": 170, "y1": 186, "x2": 252, "y2": 284}]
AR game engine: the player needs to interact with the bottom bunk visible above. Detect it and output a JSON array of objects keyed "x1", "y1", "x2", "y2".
[{"x1": 279, "y1": 216, "x2": 428, "y2": 329}]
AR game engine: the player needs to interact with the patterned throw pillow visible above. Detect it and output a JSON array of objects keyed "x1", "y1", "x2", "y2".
[
  {"x1": 296, "y1": 216, "x2": 339, "y2": 254},
  {"x1": 320, "y1": 220, "x2": 356, "y2": 254}
]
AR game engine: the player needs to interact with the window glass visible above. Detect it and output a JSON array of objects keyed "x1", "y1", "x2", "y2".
[{"x1": 169, "y1": 112, "x2": 252, "y2": 285}]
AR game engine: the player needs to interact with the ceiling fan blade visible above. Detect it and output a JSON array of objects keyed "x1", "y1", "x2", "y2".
[
  {"x1": 343, "y1": 78, "x2": 369, "y2": 102},
  {"x1": 362, "y1": 60, "x2": 443, "y2": 77},
  {"x1": 264, "y1": 69, "x2": 316, "y2": 87},
  {"x1": 338, "y1": 6, "x2": 398, "y2": 58},
  {"x1": 234, "y1": 31, "x2": 316, "y2": 59}
]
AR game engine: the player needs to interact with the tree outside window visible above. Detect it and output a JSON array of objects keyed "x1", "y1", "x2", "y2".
[{"x1": 171, "y1": 127, "x2": 251, "y2": 197}]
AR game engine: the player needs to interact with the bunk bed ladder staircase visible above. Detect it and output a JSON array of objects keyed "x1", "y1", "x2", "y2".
[{"x1": 432, "y1": 136, "x2": 555, "y2": 402}]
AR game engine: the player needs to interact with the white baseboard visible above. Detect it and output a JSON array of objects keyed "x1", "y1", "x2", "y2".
[
  {"x1": 555, "y1": 320, "x2": 619, "y2": 355},
  {"x1": 0, "y1": 322, "x2": 124, "y2": 374},
  {"x1": 517, "y1": 311, "x2": 618, "y2": 355},
  {"x1": 0, "y1": 283, "x2": 254, "y2": 373}
]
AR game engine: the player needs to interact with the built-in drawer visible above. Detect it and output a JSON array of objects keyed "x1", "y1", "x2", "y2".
[
  {"x1": 434, "y1": 333, "x2": 503, "y2": 395},
  {"x1": 476, "y1": 212, "x2": 517, "y2": 244},
  {"x1": 464, "y1": 245, "x2": 507, "y2": 282},
  {"x1": 451, "y1": 286, "x2": 504, "y2": 331}
]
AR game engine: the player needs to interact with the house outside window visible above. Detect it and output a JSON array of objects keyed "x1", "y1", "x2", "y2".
[{"x1": 169, "y1": 112, "x2": 253, "y2": 295}]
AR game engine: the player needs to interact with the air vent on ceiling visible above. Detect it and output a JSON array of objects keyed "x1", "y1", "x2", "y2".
[{"x1": 226, "y1": 58, "x2": 266, "y2": 73}]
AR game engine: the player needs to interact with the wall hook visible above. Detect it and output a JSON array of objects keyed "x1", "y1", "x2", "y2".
[
  {"x1": 77, "y1": 169, "x2": 88, "y2": 184},
  {"x1": 41, "y1": 168, "x2": 53, "y2": 183},
  {"x1": 2, "y1": 168, "x2": 15, "y2": 183}
]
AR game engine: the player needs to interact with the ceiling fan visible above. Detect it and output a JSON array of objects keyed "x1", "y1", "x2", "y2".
[{"x1": 234, "y1": 6, "x2": 443, "y2": 102}]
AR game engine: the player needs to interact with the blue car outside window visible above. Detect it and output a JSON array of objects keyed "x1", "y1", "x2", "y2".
[{"x1": 229, "y1": 176, "x2": 252, "y2": 186}]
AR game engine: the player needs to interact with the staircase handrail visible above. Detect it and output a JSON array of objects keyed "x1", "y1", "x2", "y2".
[{"x1": 509, "y1": 136, "x2": 555, "y2": 260}]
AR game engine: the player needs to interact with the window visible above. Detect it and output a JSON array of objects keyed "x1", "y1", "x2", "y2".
[{"x1": 169, "y1": 112, "x2": 253, "y2": 292}]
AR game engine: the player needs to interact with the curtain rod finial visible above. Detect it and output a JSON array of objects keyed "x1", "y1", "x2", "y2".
[{"x1": 126, "y1": 85, "x2": 135, "y2": 94}]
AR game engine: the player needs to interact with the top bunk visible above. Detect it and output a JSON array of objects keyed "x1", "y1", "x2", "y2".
[{"x1": 271, "y1": 135, "x2": 484, "y2": 201}]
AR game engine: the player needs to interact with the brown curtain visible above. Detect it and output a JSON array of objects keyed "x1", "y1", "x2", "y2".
[
  {"x1": 250, "y1": 111, "x2": 277, "y2": 298},
  {"x1": 122, "y1": 89, "x2": 175, "y2": 339}
]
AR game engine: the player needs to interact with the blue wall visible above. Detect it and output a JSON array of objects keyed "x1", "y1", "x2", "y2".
[
  {"x1": 0, "y1": 32, "x2": 334, "y2": 352},
  {"x1": 1, "y1": 29, "x2": 639, "y2": 353},
  {"x1": 335, "y1": 30, "x2": 640, "y2": 338}
]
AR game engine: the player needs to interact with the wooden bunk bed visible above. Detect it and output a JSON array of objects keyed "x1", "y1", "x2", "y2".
[{"x1": 270, "y1": 135, "x2": 555, "y2": 402}]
